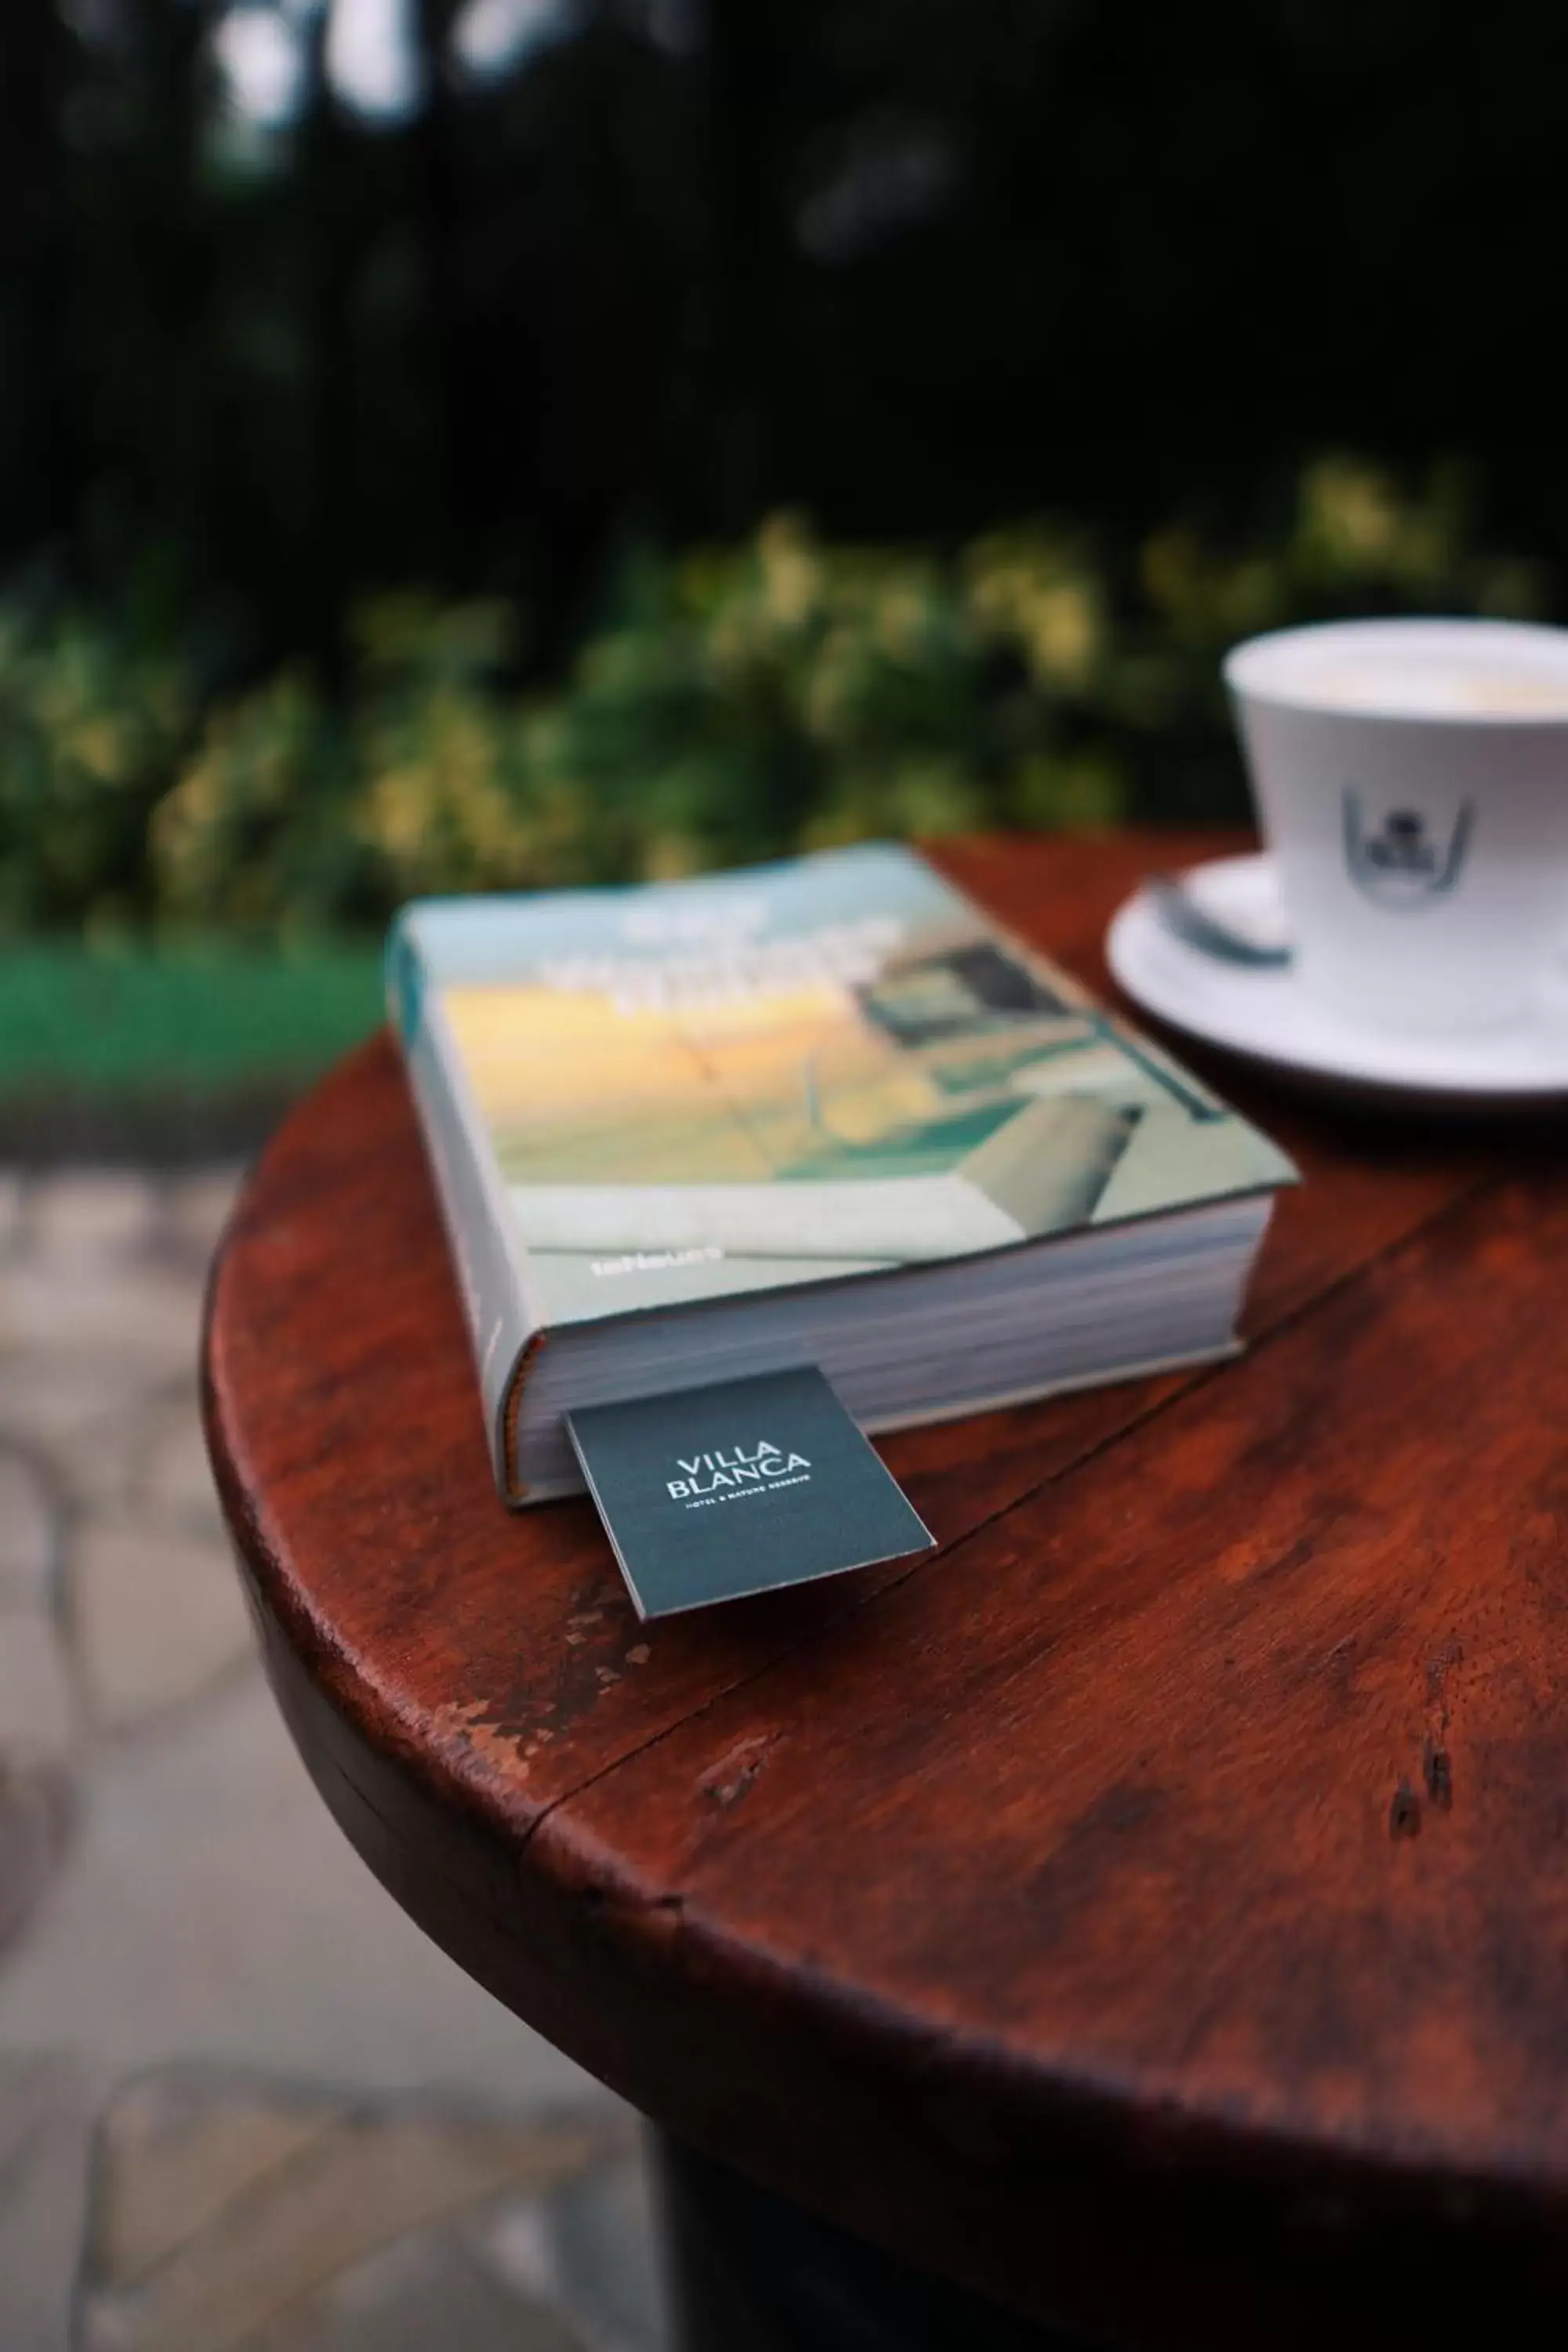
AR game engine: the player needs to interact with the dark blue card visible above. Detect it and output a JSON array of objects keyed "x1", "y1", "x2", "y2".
[{"x1": 566, "y1": 1367, "x2": 935, "y2": 1618}]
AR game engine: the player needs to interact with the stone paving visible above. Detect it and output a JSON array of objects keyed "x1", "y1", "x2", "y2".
[{"x1": 0, "y1": 1169, "x2": 667, "y2": 2352}]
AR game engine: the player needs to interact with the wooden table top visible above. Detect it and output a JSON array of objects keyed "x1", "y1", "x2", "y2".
[{"x1": 205, "y1": 831, "x2": 1568, "y2": 2349}]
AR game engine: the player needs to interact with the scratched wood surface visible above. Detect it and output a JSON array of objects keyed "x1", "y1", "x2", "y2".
[{"x1": 204, "y1": 832, "x2": 1568, "y2": 2348}]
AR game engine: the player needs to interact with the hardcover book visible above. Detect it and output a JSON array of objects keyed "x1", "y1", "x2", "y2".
[{"x1": 387, "y1": 844, "x2": 1296, "y2": 1502}]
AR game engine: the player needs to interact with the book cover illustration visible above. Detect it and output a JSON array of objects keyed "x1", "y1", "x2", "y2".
[{"x1": 395, "y1": 845, "x2": 1294, "y2": 1329}]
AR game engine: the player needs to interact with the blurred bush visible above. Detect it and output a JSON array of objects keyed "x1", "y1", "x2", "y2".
[
  {"x1": 0, "y1": 456, "x2": 1550, "y2": 936},
  {"x1": 8, "y1": 2, "x2": 1568, "y2": 683},
  {"x1": 0, "y1": 604, "x2": 189, "y2": 931}
]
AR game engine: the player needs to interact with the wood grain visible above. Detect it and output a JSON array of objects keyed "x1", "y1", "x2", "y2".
[{"x1": 203, "y1": 830, "x2": 1555, "y2": 2347}]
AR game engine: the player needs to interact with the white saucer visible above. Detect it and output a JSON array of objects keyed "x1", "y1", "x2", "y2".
[{"x1": 1106, "y1": 852, "x2": 1568, "y2": 1105}]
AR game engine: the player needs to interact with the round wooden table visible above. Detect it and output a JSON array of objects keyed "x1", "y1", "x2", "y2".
[{"x1": 205, "y1": 832, "x2": 1568, "y2": 2350}]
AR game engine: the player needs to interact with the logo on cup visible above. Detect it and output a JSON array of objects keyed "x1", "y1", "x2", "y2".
[{"x1": 1342, "y1": 791, "x2": 1474, "y2": 909}]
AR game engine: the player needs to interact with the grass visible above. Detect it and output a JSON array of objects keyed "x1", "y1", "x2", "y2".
[{"x1": 0, "y1": 942, "x2": 384, "y2": 1097}]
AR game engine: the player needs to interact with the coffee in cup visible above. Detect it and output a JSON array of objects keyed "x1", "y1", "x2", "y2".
[{"x1": 1225, "y1": 618, "x2": 1568, "y2": 1032}]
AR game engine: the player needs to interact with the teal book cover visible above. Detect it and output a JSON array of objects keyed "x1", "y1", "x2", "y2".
[{"x1": 392, "y1": 844, "x2": 1295, "y2": 1334}]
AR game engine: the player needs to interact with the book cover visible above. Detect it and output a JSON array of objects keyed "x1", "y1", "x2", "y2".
[{"x1": 390, "y1": 844, "x2": 1294, "y2": 1339}]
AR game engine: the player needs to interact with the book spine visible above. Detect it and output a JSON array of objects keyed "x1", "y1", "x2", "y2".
[{"x1": 386, "y1": 918, "x2": 540, "y2": 1501}]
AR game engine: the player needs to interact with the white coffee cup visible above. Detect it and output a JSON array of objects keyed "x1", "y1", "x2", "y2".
[{"x1": 1225, "y1": 618, "x2": 1568, "y2": 1032}]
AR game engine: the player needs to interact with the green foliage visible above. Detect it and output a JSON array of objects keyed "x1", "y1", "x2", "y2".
[
  {"x1": 0, "y1": 457, "x2": 1552, "y2": 937},
  {"x1": 9, "y1": 0, "x2": 1567, "y2": 684},
  {"x1": 152, "y1": 670, "x2": 356, "y2": 935},
  {"x1": 0, "y1": 605, "x2": 190, "y2": 931}
]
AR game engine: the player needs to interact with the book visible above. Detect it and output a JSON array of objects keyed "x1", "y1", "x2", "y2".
[{"x1": 387, "y1": 843, "x2": 1297, "y2": 1503}]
